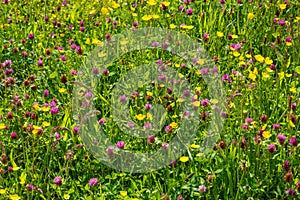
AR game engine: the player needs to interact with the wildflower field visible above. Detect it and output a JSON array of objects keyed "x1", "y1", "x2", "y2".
[{"x1": 1, "y1": 0, "x2": 300, "y2": 199}]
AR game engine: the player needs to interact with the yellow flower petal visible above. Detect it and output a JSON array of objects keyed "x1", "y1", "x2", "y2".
[
  {"x1": 262, "y1": 131, "x2": 271, "y2": 139},
  {"x1": 120, "y1": 191, "x2": 127, "y2": 196},
  {"x1": 180, "y1": 156, "x2": 189, "y2": 162},
  {"x1": 142, "y1": 15, "x2": 152, "y2": 21},
  {"x1": 248, "y1": 13, "x2": 254, "y2": 19},
  {"x1": 136, "y1": 114, "x2": 146, "y2": 121},
  {"x1": 217, "y1": 32, "x2": 224, "y2": 37},
  {"x1": 0, "y1": 189, "x2": 6, "y2": 194},
  {"x1": 191, "y1": 144, "x2": 200, "y2": 149},
  {"x1": 9, "y1": 194, "x2": 20, "y2": 200}
]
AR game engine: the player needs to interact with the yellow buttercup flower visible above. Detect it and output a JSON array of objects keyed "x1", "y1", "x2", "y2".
[
  {"x1": 146, "y1": 113, "x2": 152, "y2": 120},
  {"x1": 286, "y1": 42, "x2": 292, "y2": 46},
  {"x1": 136, "y1": 114, "x2": 146, "y2": 121},
  {"x1": 170, "y1": 24, "x2": 176, "y2": 29},
  {"x1": 191, "y1": 144, "x2": 200, "y2": 149},
  {"x1": 262, "y1": 72, "x2": 270, "y2": 79},
  {"x1": 286, "y1": 73, "x2": 293, "y2": 78},
  {"x1": 262, "y1": 131, "x2": 271, "y2": 139},
  {"x1": 64, "y1": 194, "x2": 70, "y2": 200},
  {"x1": 0, "y1": 123, "x2": 5, "y2": 130},
  {"x1": 9, "y1": 194, "x2": 20, "y2": 200},
  {"x1": 232, "y1": 34, "x2": 238, "y2": 39},
  {"x1": 59, "y1": 88, "x2": 66, "y2": 93},
  {"x1": 233, "y1": 51, "x2": 240, "y2": 57},
  {"x1": 142, "y1": 15, "x2": 152, "y2": 21},
  {"x1": 120, "y1": 191, "x2": 127, "y2": 196},
  {"x1": 249, "y1": 73, "x2": 256, "y2": 81},
  {"x1": 170, "y1": 122, "x2": 178, "y2": 129},
  {"x1": 152, "y1": 14, "x2": 160, "y2": 19},
  {"x1": 278, "y1": 72, "x2": 284, "y2": 79},
  {"x1": 217, "y1": 32, "x2": 224, "y2": 37},
  {"x1": 254, "y1": 55, "x2": 264, "y2": 63},
  {"x1": 248, "y1": 13, "x2": 254, "y2": 19},
  {"x1": 147, "y1": 0, "x2": 157, "y2": 6},
  {"x1": 279, "y1": 4, "x2": 286, "y2": 10},
  {"x1": 290, "y1": 87, "x2": 296, "y2": 93},
  {"x1": 92, "y1": 38, "x2": 103, "y2": 45},
  {"x1": 162, "y1": 1, "x2": 170, "y2": 6},
  {"x1": 289, "y1": 120, "x2": 295, "y2": 127},
  {"x1": 111, "y1": 1, "x2": 120, "y2": 9},
  {"x1": 180, "y1": 156, "x2": 189, "y2": 162},
  {"x1": 42, "y1": 122, "x2": 50, "y2": 127},
  {"x1": 0, "y1": 189, "x2": 6, "y2": 194},
  {"x1": 41, "y1": 106, "x2": 50, "y2": 112},
  {"x1": 89, "y1": 9, "x2": 97, "y2": 15},
  {"x1": 101, "y1": 7, "x2": 109, "y2": 15},
  {"x1": 265, "y1": 57, "x2": 273, "y2": 65},
  {"x1": 146, "y1": 91, "x2": 153, "y2": 96},
  {"x1": 245, "y1": 54, "x2": 251, "y2": 58},
  {"x1": 182, "y1": 25, "x2": 194, "y2": 30}
]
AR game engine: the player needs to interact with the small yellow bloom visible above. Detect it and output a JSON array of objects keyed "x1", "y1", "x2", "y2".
[
  {"x1": 279, "y1": 4, "x2": 286, "y2": 10},
  {"x1": 147, "y1": 0, "x2": 157, "y2": 6},
  {"x1": 180, "y1": 156, "x2": 189, "y2": 162},
  {"x1": 265, "y1": 57, "x2": 273, "y2": 65},
  {"x1": 262, "y1": 72, "x2": 270, "y2": 79},
  {"x1": 13, "y1": 166, "x2": 20, "y2": 171},
  {"x1": 111, "y1": 1, "x2": 120, "y2": 9},
  {"x1": 254, "y1": 55, "x2": 264, "y2": 63},
  {"x1": 59, "y1": 88, "x2": 66, "y2": 93},
  {"x1": 278, "y1": 72, "x2": 284, "y2": 79},
  {"x1": 290, "y1": 87, "x2": 296, "y2": 93},
  {"x1": 192, "y1": 101, "x2": 200, "y2": 107},
  {"x1": 217, "y1": 32, "x2": 224, "y2": 37},
  {"x1": 120, "y1": 191, "x2": 127, "y2": 196},
  {"x1": 248, "y1": 13, "x2": 254, "y2": 19},
  {"x1": 262, "y1": 131, "x2": 271, "y2": 139},
  {"x1": 162, "y1": 1, "x2": 170, "y2": 6},
  {"x1": 289, "y1": 120, "x2": 295, "y2": 127},
  {"x1": 182, "y1": 25, "x2": 194, "y2": 30},
  {"x1": 170, "y1": 122, "x2": 178, "y2": 129},
  {"x1": 286, "y1": 73, "x2": 293, "y2": 78},
  {"x1": 132, "y1": 13, "x2": 137, "y2": 17},
  {"x1": 136, "y1": 114, "x2": 146, "y2": 121},
  {"x1": 42, "y1": 122, "x2": 50, "y2": 127},
  {"x1": 64, "y1": 194, "x2": 70, "y2": 200},
  {"x1": 245, "y1": 54, "x2": 251, "y2": 58},
  {"x1": 0, "y1": 123, "x2": 5, "y2": 130},
  {"x1": 152, "y1": 14, "x2": 160, "y2": 19},
  {"x1": 41, "y1": 106, "x2": 50, "y2": 112},
  {"x1": 266, "y1": 68, "x2": 273, "y2": 73},
  {"x1": 170, "y1": 24, "x2": 176, "y2": 29},
  {"x1": 249, "y1": 73, "x2": 256, "y2": 81},
  {"x1": 239, "y1": 55, "x2": 244, "y2": 61},
  {"x1": 190, "y1": 144, "x2": 200, "y2": 149},
  {"x1": 92, "y1": 38, "x2": 103, "y2": 45},
  {"x1": 146, "y1": 91, "x2": 153, "y2": 96},
  {"x1": 146, "y1": 113, "x2": 152, "y2": 120},
  {"x1": 89, "y1": 9, "x2": 97, "y2": 15},
  {"x1": 233, "y1": 51, "x2": 240, "y2": 57},
  {"x1": 232, "y1": 34, "x2": 238, "y2": 39},
  {"x1": 0, "y1": 189, "x2": 6, "y2": 194},
  {"x1": 286, "y1": 42, "x2": 293, "y2": 46},
  {"x1": 101, "y1": 7, "x2": 109, "y2": 15},
  {"x1": 142, "y1": 15, "x2": 152, "y2": 21},
  {"x1": 9, "y1": 194, "x2": 20, "y2": 200}
]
